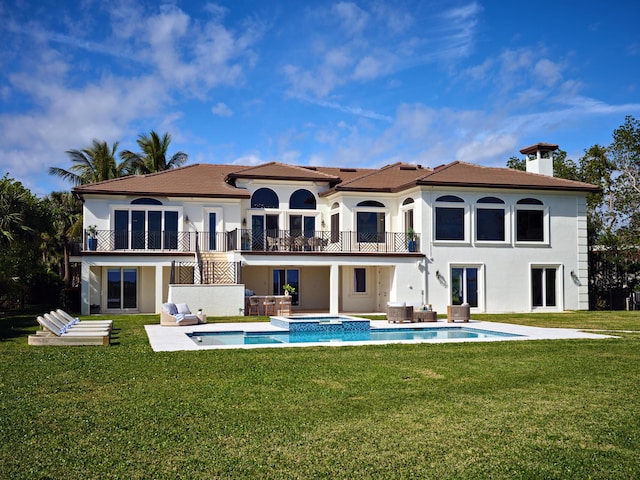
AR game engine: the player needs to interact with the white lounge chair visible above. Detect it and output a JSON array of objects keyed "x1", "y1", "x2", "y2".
[
  {"x1": 29, "y1": 316, "x2": 110, "y2": 346},
  {"x1": 47, "y1": 312, "x2": 110, "y2": 332},
  {"x1": 55, "y1": 309, "x2": 113, "y2": 330}
]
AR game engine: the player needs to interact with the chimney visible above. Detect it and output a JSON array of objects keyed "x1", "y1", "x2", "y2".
[{"x1": 519, "y1": 142, "x2": 558, "y2": 177}]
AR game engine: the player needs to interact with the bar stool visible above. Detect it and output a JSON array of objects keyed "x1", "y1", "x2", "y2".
[
  {"x1": 248, "y1": 296, "x2": 261, "y2": 315},
  {"x1": 263, "y1": 296, "x2": 277, "y2": 316},
  {"x1": 278, "y1": 296, "x2": 292, "y2": 316}
]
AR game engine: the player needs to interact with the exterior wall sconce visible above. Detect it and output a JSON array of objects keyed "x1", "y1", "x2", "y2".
[
  {"x1": 436, "y1": 270, "x2": 444, "y2": 281},
  {"x1": 242, "y1": 218, "x2": 247, "y2": 227},
  {"x1": 570, "y1": 270, "x2": 581, "y2": 286}
]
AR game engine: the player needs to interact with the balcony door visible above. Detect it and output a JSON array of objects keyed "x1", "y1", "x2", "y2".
[
  {"x1": 252, "y1": 214, "x2": 279, "y2": 250},
  {"x1": 114, "y1": 209, "x2": 178, "y2": 250}
]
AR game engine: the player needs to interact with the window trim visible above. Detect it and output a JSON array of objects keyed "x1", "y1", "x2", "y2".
[
  {"x1": 433, "y1": 197, "x2": 469, "y2": 244},
  {"x1": 515, "y1": 204, "x2": 549, "y2": 245},
  {"x1": 474, "y1": 200, "x2": 509, "y2": 245},
  {"x1": 353, "y1": 267, "x2": 367, "y2": 294},
  {"x1": 448, "y1": 263, "x2": 484, "y2": 311},
  {"x1": 529, "y1": 263, "x2": 563, "y2": 311}
]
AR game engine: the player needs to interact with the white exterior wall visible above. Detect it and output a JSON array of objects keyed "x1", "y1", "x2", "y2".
[
  {"x1": 423, "y1": 189, "x2": 589, "y2": 313},
  {"x1": 79, "y1": 177, "x2": 590, "y2": 316}
]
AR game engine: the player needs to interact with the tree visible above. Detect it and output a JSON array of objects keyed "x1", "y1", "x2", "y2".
[
  {"x1": 0, "y1": 175, "x2": 56, "y2": 310},
  {"x1": 609, "y1": 116, "x2": 640, "y2": 246},
  {"x1": 120, "y1": 131, "x2": 188, "y2": 174},
  {"x1": 49, "y1": 139, "x2": 130, "y2": 185},
  {"x1": 43, "y1": 192, "x2": 82, "y2": 287}
]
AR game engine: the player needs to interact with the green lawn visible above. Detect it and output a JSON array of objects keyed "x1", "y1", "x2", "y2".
[{"x1": 1, "y1": 311, "x2": 639, "y2": 479}]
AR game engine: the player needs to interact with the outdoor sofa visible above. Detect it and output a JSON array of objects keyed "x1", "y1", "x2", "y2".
[{"x1": 161, "y1": 303, "x2": 206, "y2": 326}]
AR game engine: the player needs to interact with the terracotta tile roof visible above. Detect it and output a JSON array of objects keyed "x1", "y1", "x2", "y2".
[
  {"x1": 226, "y1": 162, "x2": 341, "y2": 183},
  {"x1": 73, "y1": 164, "x2": 250, "y2": 198},
  {"x1": 418, "y1": 161, "x2": 600, "y2": 192},
  {"x1": 72, "y1": 160, "x2": 600, "y2": 198},
  {"x1": 320, "y1": 163, "x2": 432, "y2": 195}
]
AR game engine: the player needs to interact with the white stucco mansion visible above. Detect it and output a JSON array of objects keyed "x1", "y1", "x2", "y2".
[{"x1": 72, "y1": 143, "x2": 599, "y2": 317}]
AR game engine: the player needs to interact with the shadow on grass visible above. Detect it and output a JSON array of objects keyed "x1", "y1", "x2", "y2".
[{"x1": 0, "y1": 313, "x2": 39, "y2": 341}]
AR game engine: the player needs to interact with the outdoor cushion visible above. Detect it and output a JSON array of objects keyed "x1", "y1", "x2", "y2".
[
  {"x1": 162, "y1": 302, "x2": 178, "y2": 315},
  {"x1": 175, "y1": 303, "x2": 191, "y2": 314}
]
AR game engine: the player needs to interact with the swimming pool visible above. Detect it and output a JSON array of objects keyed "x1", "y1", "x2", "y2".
[{"x1": 188, "y1": 326, "x2": 522, "y2": 346}]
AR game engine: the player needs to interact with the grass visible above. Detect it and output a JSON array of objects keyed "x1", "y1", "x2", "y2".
[{"x1": 1, "y1": 311, "x2": 639, "y2": 479}]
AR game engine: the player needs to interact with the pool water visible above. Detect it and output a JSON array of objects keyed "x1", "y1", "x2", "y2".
[{"x1": 188, "y1": 327, "x2": 522, "y2": 346}]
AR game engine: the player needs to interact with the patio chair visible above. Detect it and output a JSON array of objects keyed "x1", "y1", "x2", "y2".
[
  {"x1": 263, "y1": 296, "x2": 277, "y2": 316},
  {"x1": 29, "y1": 316, "x2": 110, "y2": 346},
  {"x1": 160, "y1": 302, "x2": 200, "y2": 326},
  {"x1": 387, "y1": 302, "x2": 414, "y2": 323},
  {"x1": 447, "y1": 304, "x2": 470, "y2": 323}
]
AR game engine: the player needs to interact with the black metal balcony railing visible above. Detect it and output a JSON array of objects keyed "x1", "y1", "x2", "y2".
[{"x1": 83, "y1": 229, "x2": 420, "y2": 254}]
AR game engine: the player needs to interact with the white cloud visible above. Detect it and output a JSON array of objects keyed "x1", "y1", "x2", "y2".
[{"x1": 211, "y1": 102, "x2": 233, "y2": 117}]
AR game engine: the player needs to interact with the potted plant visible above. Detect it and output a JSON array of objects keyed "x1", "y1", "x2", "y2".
[
  {"x1": 87, "y1": 225, "x2": 98, "y2": 251},
  {"x1": 283, "y1": 284, "x2": 296, "y2": 296},
  {"x1": 407, "y1": 228, "x2": 417, "y2": 252}
]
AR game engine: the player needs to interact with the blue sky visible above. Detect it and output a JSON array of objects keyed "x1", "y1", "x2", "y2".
[{"x1": 2, "y1": 0, "x2": 639, "y2": 196}]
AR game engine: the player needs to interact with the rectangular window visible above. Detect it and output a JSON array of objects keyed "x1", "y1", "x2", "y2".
[
  {"x1": 209, "y1": 212, "x2": 217, "y2": 251},
  {"x1": 532, "y1": 268, "x2": 556, "y2": 307},
  {"x1": 476, "y1": 208, "x2": 505, "y2": 241},
  {"x1": 164, "y1": 211, "x2": 178, "y2": 249},
  {"x1": 517, "y1": 210, "x2": 544, "y2": 242},
  {"x1": 131, "y1": 210, "x2": 145, "y2": 249},
  {"x1": 357, "y1": 212, "x2": 385, "y2": 242},
  {"x1": 148, "y1": 211, "x2": 162, "y2": 249},
  {"x1": 114, "y1": 210, "x2": 129, "y2": 250},
  {"x1": 331, "y1": 213, "x2": 339, "y2": 243},
  {"x1": 354, "y1": 268, "x2": 366, "y2": 293},
  {"x1": 435, "y1": 207, "x2": 464, "y2": 241}
]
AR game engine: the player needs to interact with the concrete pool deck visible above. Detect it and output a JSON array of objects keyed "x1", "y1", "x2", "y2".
[{"x1": 144, "y1": 318, "x2": 615, "y2": 352}]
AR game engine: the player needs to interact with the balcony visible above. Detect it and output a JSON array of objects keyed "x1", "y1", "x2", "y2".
[{"x1": 82, "y1": 229, "x2": 420, "y2": 254}]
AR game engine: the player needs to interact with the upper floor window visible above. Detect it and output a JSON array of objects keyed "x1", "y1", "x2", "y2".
[
  {"x1": 402, "y1": 198, "x2": 414, "y2": 232},
  {"x1": 476, "y1": 196, "x2": 506, "y2": 242},
  {"x1": 435, "y1": 195, "x2": 466, "y2": 241},
  {"x1": 289, "y1": 189, "x2": 316, "y2": 209},
  {"x1": 356, "y1": 200, "x2": 385, "y2": 243},
  {"x1": 251, "y1": 188, "x2": 279, "y2": 208},
  {"x1": 516, "y1": 198, "x2": 546, "y2": 242}
]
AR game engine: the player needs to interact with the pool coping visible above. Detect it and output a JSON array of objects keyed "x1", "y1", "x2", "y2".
[{"x1": 144, "y1": 319, "x2": 615, "y2": 352}]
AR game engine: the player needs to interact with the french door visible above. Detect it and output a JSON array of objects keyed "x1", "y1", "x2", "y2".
[
  {"x1": 450, "y1": 266, "x2": 479, "y2": 307},
  {"x1": 107, "y1": 268, "x2": 137, "y2": 310},
  {"x1": 273, "y1": 269, "x2": 299, "y2": 306}
]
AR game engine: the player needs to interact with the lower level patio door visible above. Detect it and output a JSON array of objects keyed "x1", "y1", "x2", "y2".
[
  {"x1": 450, "y1": 266, "x2": 480, "y2": 308},
  {"x1": 273, "y1": 269, "x2": 299, "y2": 306},
  {"x1": 107, "y1": 268, "x2": 138, "y2": 311}
]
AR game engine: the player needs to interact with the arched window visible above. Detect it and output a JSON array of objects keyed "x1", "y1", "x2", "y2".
[
  {"x1": 357, "y1": 200, "x2": 385, "y2": 207},
  {"x1": 436, "y1": 195, "x2": 464, "y2": 203},
  {"x1": 131, "y1": 198, "x2": 162, "y2": 205},
  {"x1": 476, "y1": 198, "x2": 506, "y2": 241},
  {"x1": 517, "y1": 198, "x2": 543, "y2": 205},
  {"x1": 251, "y1": 188, "x2": 279, "y2": 208},
  {"x1": 477, "y1": 196, "x2": 504, "y2": 204},
  {"x1": 402, "y1": 198, "x2": 414, "y2": 206},
  {"x1": 516, "y1": 199, "x2": 545, "y2": 242},
  {"x1": 289, "y1": 189, "x2": 316, "y2": 209},
  {"x1": 435, "y1": 196, "x2": 465, "y2": 241}
]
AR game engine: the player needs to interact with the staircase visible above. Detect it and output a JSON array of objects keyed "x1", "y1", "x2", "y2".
[{"x1": 198, "y1": 252, "x2": 237, "y2": 284}]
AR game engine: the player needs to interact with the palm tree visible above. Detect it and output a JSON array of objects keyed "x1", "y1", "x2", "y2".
[
  {"x1": 45, "y1": 192, "x2": 82, "y2": 287},
  {"x1": 49, "y1": 139, "x2": 130, "y2": 185},
  {"x1": 120, "y1": 131, "x2": 188, "y2": 174}
]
